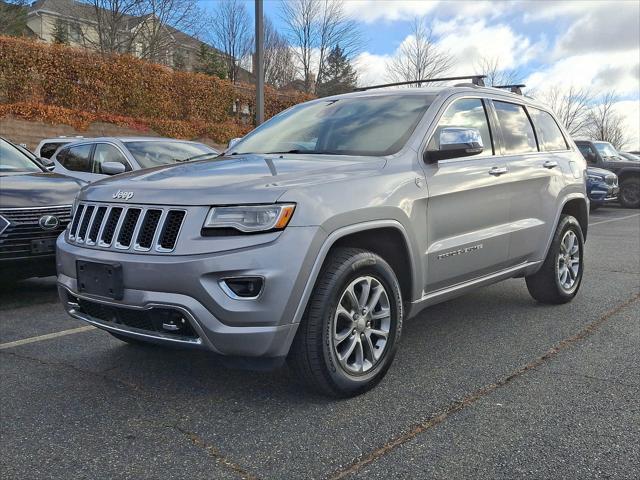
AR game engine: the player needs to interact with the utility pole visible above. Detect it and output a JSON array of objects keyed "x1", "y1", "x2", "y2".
[{"x1": 255, "y1": 0, "x2": 264, "y2": 125}]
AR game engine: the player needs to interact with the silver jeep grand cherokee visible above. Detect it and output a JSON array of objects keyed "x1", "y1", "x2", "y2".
[{"x1": 57, "y1": 83, "x2": 588, "y2": 397}]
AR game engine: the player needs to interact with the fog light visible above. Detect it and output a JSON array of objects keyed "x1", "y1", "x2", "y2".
[{"x1": 220, "y1": 277, "x2": 264, "y2": 299}]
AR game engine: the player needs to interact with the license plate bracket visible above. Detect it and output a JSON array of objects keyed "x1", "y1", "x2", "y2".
[
  {"x1": 76, "y1": 261, "x2": 123, "y2": 300},
  {"x1": 31, "y1": 238, "x2": 56, "y2": 254}
]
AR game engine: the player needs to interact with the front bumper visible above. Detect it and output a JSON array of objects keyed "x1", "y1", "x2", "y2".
[
  {"x1": 57, "y1": 225, "x2": 325, "y2": 358},
  {"x1": 588, "y1": 184, "x2": 619, "y2": 204}
]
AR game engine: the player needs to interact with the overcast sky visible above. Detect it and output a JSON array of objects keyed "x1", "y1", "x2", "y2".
[{"x1": 201, "y1": 0, "x2": 640, "y2": 150}]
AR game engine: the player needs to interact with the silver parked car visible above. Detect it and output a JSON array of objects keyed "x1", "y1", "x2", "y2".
[
  {"x1": 57, "y1": 81, "x2": 589, "y2": 397},
  {"x1": 51, "y1": 137, "x2": 218, "y2": 182}
]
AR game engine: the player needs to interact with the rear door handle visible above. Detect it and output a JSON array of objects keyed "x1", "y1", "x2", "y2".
[
  {"x1": 543, "y1": 160, "x2": 558, "y2": 169},
  {"x1": 488, "y1": 166, "x2": 508, "y2": 176}
]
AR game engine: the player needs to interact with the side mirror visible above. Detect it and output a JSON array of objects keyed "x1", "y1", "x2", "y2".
[
  {"x1": 228, "y1": 137, "x2": 242, "y2": 149},
  {"x1": 101, "y1": 161, "x2": 127, "y2": 175},
  {"x1": 424, "y1": 127, "x2": 484, "y2": 163},
  {"x1": 39, "y1": 157, "x2": 55, "y2": 171}
]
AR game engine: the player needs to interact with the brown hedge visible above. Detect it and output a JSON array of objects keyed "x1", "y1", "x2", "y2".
[{"x1": 0, "y1": 36, "x2": 313, "y2": 140}]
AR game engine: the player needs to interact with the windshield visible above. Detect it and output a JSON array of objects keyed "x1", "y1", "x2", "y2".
[
  {"x1": 124, "y1": 141, "x2": 216, "y2": 168},
  {"x1": 594, "y1": 142, "x2": 619, "y2": 158},
  {"x1": 231, "y1": 94, "x2": 436, "y2": 157},
  {"x1": 0, "y1": 139, "x2": 42, "y2": 173}
]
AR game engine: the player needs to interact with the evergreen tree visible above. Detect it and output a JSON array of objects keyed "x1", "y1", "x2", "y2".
[
  {"x1": 0, "y1": 1, "x2": 28, "y2": 37},
  {"x1": 194, "y1": 44, "x2": 227, "y2": 79},
  {"x1": 316, "y1": 45, "x2": 358, "y2": 97},
  {"x1": 52, "y1": 19, "x2": 69, "y2": 45}
]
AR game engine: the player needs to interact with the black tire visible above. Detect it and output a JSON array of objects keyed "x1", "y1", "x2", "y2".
[
  {"x1": 526, "y1": 214, "x2": 584, "y2": 304},
  {"x1": 619, "y1": 177, "x2": 640, "y2": 209},
  {"x1": 287, "y1": 247, "x2": 403, "y2": 397}
]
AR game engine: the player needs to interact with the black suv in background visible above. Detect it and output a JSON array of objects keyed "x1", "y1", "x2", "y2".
[
  {"x1": 575, "y1": 140, "x2": 640, "y2": 208},
  {"x1": 0, "y1": 138, "x2": 84, "y2": 280}
]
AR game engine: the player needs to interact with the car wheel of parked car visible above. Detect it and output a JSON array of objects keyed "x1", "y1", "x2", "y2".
[
  {"x1": 525, "y1": 214, "x2": 584, "y2": 304},
  {"x1": 619, "y1": 178, "x2": 640, "y2": 208},
  {"x1": 288, "y1": 248, "x2": 403, "y2": 397}
]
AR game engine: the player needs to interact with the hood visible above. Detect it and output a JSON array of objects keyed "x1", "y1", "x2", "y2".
[
  {"x1": 587, "y1": 167, "x2": 616, "y2": 177},
  {"x1": 0, "y1": 172, "x2": 85, "y2": 208},
  {"x1": 80, "y1": 154, "x2": 385, "y2": 205}
]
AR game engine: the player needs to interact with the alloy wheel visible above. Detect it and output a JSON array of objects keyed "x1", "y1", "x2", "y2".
[
  {"x1": 557, "y1": 230, "x2": 580, "y2": 292},
  {"x1": 332, "y1": 276, "x2": 391, "y2": 375}
]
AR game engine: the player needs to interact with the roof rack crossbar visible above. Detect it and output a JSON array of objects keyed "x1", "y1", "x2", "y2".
[
  {"x1": 492, "y1": 84, "x2": 526, "y2": 95},
  {"x1": 354, "y1": 75, "x2": 486, "y2": 91}
]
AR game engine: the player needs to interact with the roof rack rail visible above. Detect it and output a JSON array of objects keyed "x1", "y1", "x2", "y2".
[
  {"x1": 354, "y1": 75, "x2": 486, "y2": 91},
  {"x1": 492, "y1": 84, "x2": 526, "y2": 95}
]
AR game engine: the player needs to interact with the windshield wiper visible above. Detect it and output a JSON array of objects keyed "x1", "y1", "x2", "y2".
[
  {"x1": 263, "y1": 149, "x2": 340, "y2": 155},
  {"x1": 174, "y1": 152, "x2": 220, "y2": 163}
]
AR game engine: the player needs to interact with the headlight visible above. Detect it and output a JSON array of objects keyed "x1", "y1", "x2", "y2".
[
  {"x1": 587, "y1": 174, "x2": 604, "y2": 181},
  {"x1": 203, "y1": 204, "x2": 295, "y2": 233}
]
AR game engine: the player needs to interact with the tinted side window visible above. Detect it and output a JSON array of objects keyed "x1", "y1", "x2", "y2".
[
  {"x1": 494, "y1": 101, "x2": 538, "y2": 154},
  {"x1": 428, "y1": 98, "x2": 493, "y2": 156},
  {"x1": 93, "y1": 144, "x2": 131, "y2": 173},
  {"x1": 577, "y1": 144, "x2": 597, "y2": 164},
  {"x1": 40, "y1": 142, "x2": 65, "y2": 159},
  {"x1": 529, "y1": 108, "x2": 568, "y2": 151},
  {"x1": 60, "y1": 144, "x2": 92, "y2": 172}
]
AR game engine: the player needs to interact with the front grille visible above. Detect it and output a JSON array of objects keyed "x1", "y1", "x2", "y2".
[
  {"x1": 74, "y1": 298, "x2": 198, "y2": 340},
  {"x1": 68, "y1": 203, "x2": 185, "y2": 252},
  {"x1": 0, "y1": 206, "x2": 72, "y2": 260}
]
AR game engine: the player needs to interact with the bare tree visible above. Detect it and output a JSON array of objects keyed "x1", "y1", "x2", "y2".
[
  {"x1": 77, "y1": 0, "x2": 146, "y2": 54},
  {"x1": 386, "y1": 17, "x2": 453, "y2": 86},
  {"x1": 473, "y1": 56, "x2": 520, "y2": 87},
  {"x1": 136, "y1": 0, "x2": 203, "y2": 64},
  {"x1": 263, "y1": 17, "x2": 297, "y2": 88},
  {"x1": 209, "y1": 0, "x2": 253, "y2": 83},
  {"x1": 535, "y1": 85, "x2": 594, "y2": 137},
  {"x1": 280, "y1": 0, "x2": 361, "y2": 94},
  {"x1": 586, "y1": 91, "x2": 629, "y2": 150}
]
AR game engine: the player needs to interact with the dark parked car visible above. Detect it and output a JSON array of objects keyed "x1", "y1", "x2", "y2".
[
  {"x1": 586, "y1": 167, "x2": 618, "y2": 210},
  {"x1": 0, "y1": 137, "x2": 84, "y2": 280},
  {"x1": 51, "y1": 137, "x2": 219, "y2": 183},
  {"x1": 619, "y1": 152, "x2": 640, "y2": 162},
  {"x1": 575, "y1": 140, "x2": 640, "y2": 208}
]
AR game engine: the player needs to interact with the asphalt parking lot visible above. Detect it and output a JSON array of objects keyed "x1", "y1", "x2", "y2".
[{"x1": 1, "y1": 207, "x2": 638, "y2": 480}]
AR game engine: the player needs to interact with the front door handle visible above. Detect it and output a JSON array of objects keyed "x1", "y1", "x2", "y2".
[
  {"x1": 543, "y1": 160, "x2": 558, "y2": 169},
  {"x1": 488, "y1": 166, "x2": 508, "y2": 176}
]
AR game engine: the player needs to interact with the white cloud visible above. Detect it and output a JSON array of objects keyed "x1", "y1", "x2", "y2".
[
  {"x1": 614, "y1": 99, "x2": 640, "y2": 151},
  {"x1": 552, "y1": 1, "x2": 639, "y2": 56},
  {"x1": 525, "y1": 51, "x2": 640, "y2": 96},
  {"x1": 341, "y1": 0, "x2": 499, "y2": 24},
  {"x1": 342, "y1": 0, "x2": 439, "y2": 24},
  {"x1": 435, "y1": 19, "x2": 540, "y2": 75},
  {"x1": 353, "y1": 51, "x2": 391, "y2": 86}
]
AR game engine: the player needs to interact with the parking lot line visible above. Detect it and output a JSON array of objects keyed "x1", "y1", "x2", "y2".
[
  {"x1": 0, "y1": 326, "x2": 95, "y2": 350},
  {"x1": 328, "y1": 292, "x2": 640, "y2": 480},
  {"x1": 590, "y1": 212, "x2": 640, "y2": 226}
]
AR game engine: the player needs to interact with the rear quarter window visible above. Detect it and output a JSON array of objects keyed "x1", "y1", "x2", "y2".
[
  {"x1": 528, "y1": 108, "x2": 568, "y2": 151},
  {"x1": 59, "y1": 144, "x2": 93, "y2": 172},
  {"x1": 40, "y1": 142, "x2": 65, "y2": 159}
]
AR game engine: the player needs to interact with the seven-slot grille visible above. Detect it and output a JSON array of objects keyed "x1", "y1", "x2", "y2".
[
  {"x1": 0, "y1": 206, "x2": 72, "y2": 260},
  {"x1": 68, "y1": 202, "x2": 186, "y2": 252}
]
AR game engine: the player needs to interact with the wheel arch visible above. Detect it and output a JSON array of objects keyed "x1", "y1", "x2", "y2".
[
  {"x1": 561, "y1": 197, "x2": 589, "y2": 241},
  {"x1": 291, "y1": 220, "x2": 418, "y2": 326}
]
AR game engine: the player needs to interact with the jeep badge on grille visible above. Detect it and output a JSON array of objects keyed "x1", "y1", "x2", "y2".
[{"x1": 113, "y1": 190, "x2": 134, "y2": 200}]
